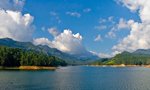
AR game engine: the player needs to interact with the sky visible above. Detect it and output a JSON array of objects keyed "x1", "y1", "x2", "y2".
[{"x1": 0, "y1": 0, "x2": 150, "y2": 58}]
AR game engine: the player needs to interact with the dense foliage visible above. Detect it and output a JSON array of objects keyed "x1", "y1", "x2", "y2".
[
  {"x1": 90, "y1": 58, "x2": 109, "y2": 65},
  {"x1": 107, "y1": 52, "x2": 150, "y2": 65},
  {"x1": 91, "y1": 52, "x2": 150, "y2": 65},
  {"x1": 0, "y1": 46, "x2": 67, "y2": 67}
]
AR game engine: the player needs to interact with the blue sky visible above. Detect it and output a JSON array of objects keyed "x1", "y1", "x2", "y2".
[
  {"x1": 1, "y1": 0, "x2": 148, "y2": 57},
  {"x1": 22, "y1": 0, "x2": 139, "y2": 54}
]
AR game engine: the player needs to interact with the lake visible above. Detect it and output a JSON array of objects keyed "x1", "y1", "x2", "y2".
[{"x1": 0, "y1": 66, "x2": 150, "y2": 90}]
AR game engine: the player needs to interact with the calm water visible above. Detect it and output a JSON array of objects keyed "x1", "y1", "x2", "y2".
[{"x1": 0, "y1": 66, "x2": 150, "y2": 90}]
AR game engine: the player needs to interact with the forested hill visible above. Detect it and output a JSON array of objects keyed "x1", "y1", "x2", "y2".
[
  {"x1": 106, "y1": 51, "x2": 150, "y2": 65},
  {"x1": 0, "y1": 46, "x2": 67, "y2": 67},
  {"x1": 91, "y1": 50, "x2": 150, "y2": 65}
]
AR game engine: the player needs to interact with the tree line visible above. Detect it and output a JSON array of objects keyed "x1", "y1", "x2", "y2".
[
  {"x1": 91, "y1": 52, "x2": 150, "y2": 65},
  {"x1": 0, "y1": 46, "x2": 67, "y2": 67}
]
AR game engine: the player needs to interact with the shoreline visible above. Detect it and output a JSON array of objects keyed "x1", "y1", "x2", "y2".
[
  {"x1": 88, "y1": 64, "x2": 150, "y2": 68},
  {"x1": 0, "y1": 66, "x2": 57, "y2": 70},
  {"x1": 1, "y1": 65, "x2": 150, "y2": 70}
]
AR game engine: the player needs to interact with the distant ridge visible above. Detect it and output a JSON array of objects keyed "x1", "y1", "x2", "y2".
[{"x1": 0, "y1": 38, "x2": 99, "y2": 64}]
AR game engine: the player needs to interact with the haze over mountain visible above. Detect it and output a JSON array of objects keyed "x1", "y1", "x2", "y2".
[{"x1": 133, "y1": 49, "x2": 150, "y2": 55}]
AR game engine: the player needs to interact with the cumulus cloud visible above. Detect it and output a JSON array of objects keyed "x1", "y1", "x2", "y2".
[
  {"x1": 0, "y1": 0, "x2": 35, "y2": 42},
  {"x1": 66, "y1": 12, "x2": 81, "y2": 18},
  {"x1": 48, "y1": 27, "x2": 59, "y2": 37},
  {"x1": 120, "y1": 0, "x2": 150, "y2": 23},
  {"x1": 0, "y1": 9, "x2": 34, "y2": 42},
  {"x1": 94, "y1": 34, "x2": 102, "y2": 42},
  {"x1": 113, "y1": 0, "x2": 150, "y2": 54},
  {"x1": 33, "y1": 37, "x2": 53, "y2": 47},
  {"x1": 117, "y1": 18, "x2": 130, "y2": 30},
  {"x1": 33, "y1": 29, "x2": 89, "y2": 55},
  {"x1": 0, "y1": 0, "x2": 25, "y2": 11}
]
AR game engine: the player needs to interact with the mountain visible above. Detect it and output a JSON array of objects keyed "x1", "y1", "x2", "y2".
[
  {"x1": 0, "y1": 38, "x2": 99, "y2": 64},
  {"x1": 133, "y1": 49, "x2": 150, "y2": 55},
  {"x1": 102, "y1": 50, "x2": 150, "y2": 65},
  {"x1": 90, "y1": 49, "x2": 150, "y2": 65}
]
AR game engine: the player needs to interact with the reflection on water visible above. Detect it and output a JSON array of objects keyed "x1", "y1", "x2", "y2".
[{"x1": 0, "y1": 66, "x2": 150, "y2": 90}]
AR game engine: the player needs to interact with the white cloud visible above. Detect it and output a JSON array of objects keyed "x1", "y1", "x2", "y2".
[
  {"x1": 0, "y1": 9, "x2": 34, "y2": 42},
  {"x1": 113, "y1": 0, "x2": 150, "y2": 54},
  {"x1": 95, "y1": 17, "x2": 115, "y2": 33},
  {"x1": 90, "y1": 51, "x2": 112, "y2": 58},
  {"x1": 0, "y1": 0, "x2": 35, "y2": 42},
  {"x1": 33, "y1": 29, "x2": 89, "y2": 55},
  {"x1": 48, "y1": 27, "x2": 59, "y2": 37},
  {"x1": 0, "y1": 0, "x2": 25, "y2": 11},
  {"x1": 96, "y1": 16, "x2": 131, "y2": 39},
  {"x1": 66, "y1": 12, "x2": 81, "y2": 18},
  {"x1": 117, "y1": 18, "x2": 130, "y2": 29},
  {"x1": 105, "y1": 30, "x2": 116, "y2": 38},
  {"x1": 94, "y1": 34, "x2": 102, "y2": 42},
  {"x1": 95, "y1": 25, "x2": 107, "y2": 30},
  {"x1": 83, "y1": 8, "x2": 91, "y2": 13},
  {"x1": 52, "y1": 30, "x2": 84, "y2": 54},
  {"x1": 106, "y1": 18, "x2": 133, "y2": 39},
  {"x1": 99, "y1": 53, "x2": 112, "y2": 58},
  {"x1": 33, "y1": 37, "x2": 53, "y2": 47},
  {"x1": 118, "y1": 0, "x2": 150, "y2": 23},
  {"x1": 96, "y1": 16, "x2": 117, "y2": 39},
  {"x1": 98, "y1": 16, "x2": 114, "y2": 24}
]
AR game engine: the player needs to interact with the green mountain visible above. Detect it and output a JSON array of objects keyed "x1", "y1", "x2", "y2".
[
  {"x1": 91, "y1": 50, "x2": 150, "y2": 65},
  {"x1": 0, "y1": 38, "x2": 99, "y2": 64},
  {"x1": 107, "y1": 51, "x2": 150, "y2": 65}
]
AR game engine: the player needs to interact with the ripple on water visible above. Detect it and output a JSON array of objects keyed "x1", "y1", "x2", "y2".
[{"x1": 0, "y1": 66, "x2": 150, "y2": 90}]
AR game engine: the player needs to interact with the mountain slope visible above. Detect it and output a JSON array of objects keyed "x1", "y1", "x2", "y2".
[
  {"x1": 90, "y1": 49, "x2": 150, "y2": 65},
  {"x1": 133, "y1": 49, "x2": 150, "y2": 55},
  {"x1": 104, "y1": 51, "x2": 150, "y2": 65},
  {"x1": 0, "y1": 38, "x2": 99, "y2": 64}
]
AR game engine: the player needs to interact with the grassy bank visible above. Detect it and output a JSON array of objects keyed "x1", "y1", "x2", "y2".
[{"x1": 0, "y1": 66, "x2": 57, "y2": 70}]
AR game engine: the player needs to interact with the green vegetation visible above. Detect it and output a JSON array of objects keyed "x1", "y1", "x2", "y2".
[
  {"x1": 91, "y1": 51, "x2": 150, "y2": 65},
  {"x1": 108, "y1": 51, "x2": 150, "y2": 65},
  {"x1": 0, "y1": 46, "x2": 67, "y2": 67},
  {"x1": 90, "y1": 58, "x2": 109, "y2": 65}
]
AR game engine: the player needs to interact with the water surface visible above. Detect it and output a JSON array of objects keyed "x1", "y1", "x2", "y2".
[{"x1": 0, "y1": 66, "x2": 150, "y2": 90}]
